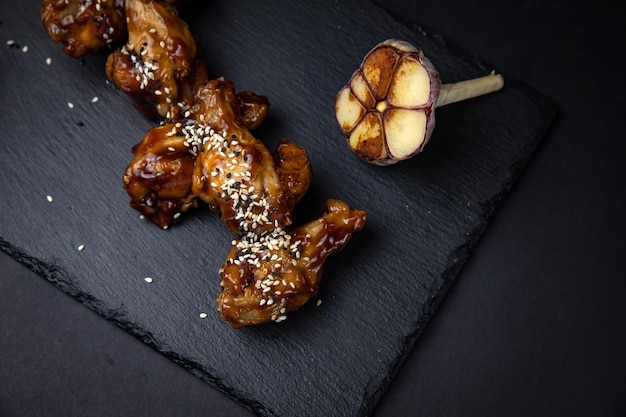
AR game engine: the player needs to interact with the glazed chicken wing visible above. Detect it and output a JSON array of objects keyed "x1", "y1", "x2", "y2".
[
  {"x1": 123, "y1": 123, "x2": 200, "y2": 228},
  {"x1": 123, "y1": 82, "x2": 279, "y2": 229},
  {"x1": 41, "y1": 0, "x2": 127, "y2": 58},
  {"x1": 191, "y1": 78, "x2": 312, "y2": 235},
  {"x1": 217, "y1": 199, "x2": 367, "y2": 328},
  {"x1": 105, "y1": 0, "x2": 208, "y2": 118}
]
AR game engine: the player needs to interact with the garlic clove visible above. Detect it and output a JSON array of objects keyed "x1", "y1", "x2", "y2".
[
  {"x1": 350, "y1": 72, "x2": 375, "y2": 108},
  {"x1": 387, "y1": 56, "x2": 432, "y2": 108},
  {"x1": 384, "y1": 108, "x2": 428, "y2": 160},
  {"x1": 335, "y1": 87, "x2": 364, "y2": 133},
  {"x1": 361, "y1": 44, "x2": 398, "y2": 101},
  {"x1": 349, "y1": 112, "x2": 386, "y2": 161}
]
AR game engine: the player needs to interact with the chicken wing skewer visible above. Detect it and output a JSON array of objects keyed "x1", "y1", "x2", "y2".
[{"x1": 217, "y1": 199, "x2": 367, "y2": 328}]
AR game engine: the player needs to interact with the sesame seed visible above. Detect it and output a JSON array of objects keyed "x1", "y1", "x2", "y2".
[
  {"x1": 316, "y1": 299, "x2": 322, "y2": 307},
  {"x1": 6, "y1": 40, "x2": 15, "y2": 46},
  {"x1": 77, "y1": 244, "x2": 85, "y2": 251},
  {"x1": 45, "y1": 57, "x2": 52, "y2": 65},
  {"x1": 199, "y1": 312, "x2": 208, "y2": 319},
  {"x1": 67, "y1": 102, "x2": 74, "y2": 109},
  {"x1": 46, "y1": 195, "x2": 54, "y2": 203},
  {"x1": 22, "y1": 45, "x2": 28, "y2": 53},
  {"x1": 91, "y1": 96, "x2": 99, "y2": 103}
]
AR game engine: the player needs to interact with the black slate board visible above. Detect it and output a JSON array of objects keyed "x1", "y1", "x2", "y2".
[{"x1": 0, "y1": 1, "x2": 557, "y2": 416}]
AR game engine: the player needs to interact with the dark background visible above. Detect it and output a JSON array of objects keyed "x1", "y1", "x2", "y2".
[{"x1": 1, "y1": 1, "x2": 624, "y2": 416}]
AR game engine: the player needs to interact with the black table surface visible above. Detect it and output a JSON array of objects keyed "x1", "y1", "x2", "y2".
[{"x1": 1, "y1": 1, "x2": 624, "y2": 416}]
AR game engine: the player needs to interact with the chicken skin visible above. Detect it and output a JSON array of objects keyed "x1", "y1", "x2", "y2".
[
  {"x1": 123, "y1": 123, "x2": 200, "y2": 228},
  {"x1": 105, "y1": 0, "x2": 208, "y2": 118},
  {"x1": 124, "y1": 78, "x2": 310, "y2": 231},
  {"x1": 217, "y1": 199, "x2": 367, "y2": 328},
  {"x1": 41, "y1": 0, "x2": 128, "y2": 58}
]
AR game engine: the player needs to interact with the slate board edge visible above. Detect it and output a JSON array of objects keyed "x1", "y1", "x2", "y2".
[
  {"x1": 0, "y1": 237, "x2": 274, "y2": 415},
  {"x1": 357, "y1": 9, "x2": 560, "y2": 416},
  {"x1": 0, "y1": 70, "x2": 559, "y2": 417}
]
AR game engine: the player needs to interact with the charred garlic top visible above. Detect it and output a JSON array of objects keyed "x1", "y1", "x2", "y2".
[{"x1": 335, "y1": 39, "x2": 504, "y2": 165}]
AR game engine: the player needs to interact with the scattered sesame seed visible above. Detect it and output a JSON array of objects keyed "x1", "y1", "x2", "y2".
[
  {"x1": 21, "y1": 45, "x2": 28, "y2": 53},
  {"x1": 77, "y1": 244, "x2": 85, "y2": 251},
  {"x1": 316, "y1": 299, "x2": 322, "y2": 307},
  {"x1": 120, "y1": 44, "x2": 159, "y2": 90},
  {"x1": 144, "y1": 277, "x2": 153, "y2": 283},
  {"x1": 67, "y1": 102, "x2": 74, "y2": 109},
  {"x1": 91, "y1": 96, "x2": 99, "y2": 103},
  {"x1": 199, "y1": 312, "x2": 208, "y2": 319},
  {"x1": 45, "y1": 57, "x2": 52, "y2": 65},
  {"x1": 46, "y1": 195, "x2": 54, "y2": 203},
  {"x1": 6, "y1": 40, "x2": 15, "y2": 46}
]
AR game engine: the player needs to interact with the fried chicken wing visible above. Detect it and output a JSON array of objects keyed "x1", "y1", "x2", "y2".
[
  {"x1": 190, "y1": 78, "x2": 312, "y2": 235},
  {"x1": 105, "y1": 0, "x2": 208, "y2": 118},
  {"x1": 217, "y1": 199, "x2": 367, "y2": 328},
  {"x1": 123, "y1": 123, "x2": 200, "y2": 228},
  {"x1": 123, "y1": 82, "x2": 278, "y2": 228},
  {"x1": 41, "y1": 0, "x2": 127, "y2": 58},
  {"x1": 40, "y1": 0, "x2": 369, "y2": 329}
]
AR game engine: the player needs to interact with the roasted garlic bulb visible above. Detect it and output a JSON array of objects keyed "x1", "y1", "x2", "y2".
[{"x1": 335, "y1": 39, "x2": 504, "y2": 165}]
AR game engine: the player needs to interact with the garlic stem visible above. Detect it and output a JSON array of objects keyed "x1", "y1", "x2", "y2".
[{"x1": 435, "y1": 71, "x2": 504, "y2": 108}]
